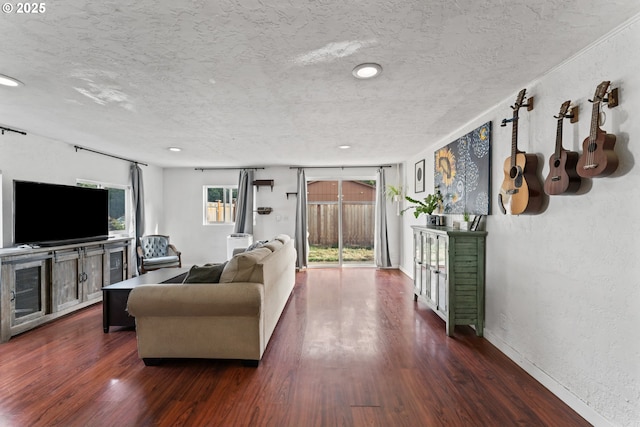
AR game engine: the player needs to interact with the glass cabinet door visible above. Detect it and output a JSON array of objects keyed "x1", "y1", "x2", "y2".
[
  {"x1": 436, "y1": 236, "x2": 448, "y2": 312},
  {"x1": 11, "y1": 260, "x2": 47, "y2": 326},
  {"x1": 423, "y1": 234, "x2": 438, "y2": 303},
  {"x1": 413, "y1": 233, "x2": 421, "y2": 295}
]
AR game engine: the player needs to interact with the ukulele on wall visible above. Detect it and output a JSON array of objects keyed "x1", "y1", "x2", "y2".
[
  {"x1": 544, "y1": 100, "x2": 581, "y2": 195},
  {"x1": 576, "y1": 81, "x2": 618, "y2": 178},
  {"x1": 498, "y1": 88, "x2": 543, "y2": 215}
]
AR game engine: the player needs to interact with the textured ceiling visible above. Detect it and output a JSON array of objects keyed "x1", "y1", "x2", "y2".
[{"x1": 1, "y1": 1, "x2": 640, "y2": 168}]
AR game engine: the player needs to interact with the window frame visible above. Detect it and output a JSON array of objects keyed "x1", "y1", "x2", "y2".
[
  {"x1": 77, "y1": 179, "x2": 130, "y2": 236},
  {"x1": 203, "y1": 185, "x2": 238, "y2": 225}
]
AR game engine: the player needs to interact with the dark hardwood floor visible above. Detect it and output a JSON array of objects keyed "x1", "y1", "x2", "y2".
[{"x1": 0, "y1": 268, "x2": 589, "y2": 427}]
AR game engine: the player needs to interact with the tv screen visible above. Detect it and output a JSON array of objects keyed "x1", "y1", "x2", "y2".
[{"x1": 14, "y1": 180, "x2": 109, "y2": 246}]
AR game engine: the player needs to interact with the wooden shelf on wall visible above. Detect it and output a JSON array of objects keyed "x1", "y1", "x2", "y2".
[{"x1": 253, "y1": 179, "x2": 274, "y2": 191}]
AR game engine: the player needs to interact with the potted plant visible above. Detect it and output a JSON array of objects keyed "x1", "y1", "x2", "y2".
[
  {"x1": 386, "y1": 185, "x2": 404, "y2": 216},
  {"x1": 460, "y1": 212, "x2": 471, "y2": 230},
  {"x1": 385, "y1": 185, "x2": 403, "y2": 202},
  {"x1": 402, "y1": 189, "x2": 443, "y2": 225}
]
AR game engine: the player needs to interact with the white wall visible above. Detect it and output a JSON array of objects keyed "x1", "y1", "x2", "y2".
[
  {"x1": 400, "y1": 17, "x2": 640, "y2": 427},
  {"x1": 0, "y1": 132, "x2": 164, "y2": 247},
  {"x1": 163, "y1": 165, "x2": 402, "y2": 267}
]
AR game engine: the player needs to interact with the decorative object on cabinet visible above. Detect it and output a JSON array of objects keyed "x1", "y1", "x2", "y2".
[
  {"x1": 412, "y1": 226, "x2": 486, "y2": 337},
  {"x1": 0, "y1": 238, "x2": 132, "y2": 343},
  {"x1": 403, "y1": 188, "x2": 443, "y2": 226},
  {"x1": 498, "y1": 88, "x2": 543, "y2": 215},
  {"x1": 434, "y1": 121, "x2": 491, "y2": 215},
  {"x1": 253, "y1": 179, "x2": 274, "y2": 191},
  {"x1": 414, "y1": 160, "x2": 425, "y2": 193},
  {"x1": 576, "y1": 81, "x2": 619, "y2": 178},
  {"x1": 544, "y1": 100, "x2": 581, "y2": 195},
  {"x1": 459, "y1": 212, "x2": 471, "y2": 230},
  {"x1": 470, "y1": 215, "x2": 483, "y2": 231}
]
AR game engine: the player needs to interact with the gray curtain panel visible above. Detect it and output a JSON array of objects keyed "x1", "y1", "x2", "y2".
[
  {"x1": 375, "y1": 168, "x2": 392, "y2": 268},
  {"x1": 294, "y1": 168, "x2": 308, "y2": 269},
  {"x1": 233, "y1": 169, "x2": 254, "y2": 234},
  {"x1": 130, "y1": 162, "x2": 145, "y2": 273}
]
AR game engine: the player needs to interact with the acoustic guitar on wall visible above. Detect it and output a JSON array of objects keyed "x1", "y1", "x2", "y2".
[
  {"x1": 498, "y1": 88, "x2": 543, "y2": 215},
  {"x1": 576, "y1": 81, "x2": 619, "y2": 178},
  {"x1": 544, "y1": 100, "x2": 581, "y2": 195}
]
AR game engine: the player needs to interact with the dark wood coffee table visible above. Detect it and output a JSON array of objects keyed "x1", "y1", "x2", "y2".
[{"x1": 102, "y1": 267, "x2": 189, "y2": 332}]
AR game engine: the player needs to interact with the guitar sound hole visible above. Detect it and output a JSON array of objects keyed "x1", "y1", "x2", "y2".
[
  {"x1": 553, "y1": 159, "x2": 561, "y2": 168},
  {"x1": 509, "y1": 166, "x2": 518, "y2": 179},
  {"x1": 587, "y1": 143, "x2": 597, "y2": 153}
]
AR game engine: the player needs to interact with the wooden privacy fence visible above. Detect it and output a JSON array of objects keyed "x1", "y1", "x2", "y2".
[
  {"x1": 307, "y1": 203, "x2": 375, "y2": 247},
  {"x1": 206, "y1": 201, "x2": 236, "y2": 223}
]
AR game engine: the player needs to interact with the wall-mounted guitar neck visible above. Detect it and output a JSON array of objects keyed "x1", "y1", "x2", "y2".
[
  {"x1": 498, "y1": 88, "x2": 543, "y2": 215},
  {"x1": 544, "y1": 100, "x2": 581, "y2": 195},
  {"x1": 577, "y1": 81, "x2": 619, "y2": 178}
]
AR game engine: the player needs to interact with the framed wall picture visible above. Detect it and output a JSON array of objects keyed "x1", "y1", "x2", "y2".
[
  {"x1": 434, "y1": 121, "x2": 492, "y2": 215},
  {"x1": 415, "y1": 160, "x2": 425, "y2": 193}
]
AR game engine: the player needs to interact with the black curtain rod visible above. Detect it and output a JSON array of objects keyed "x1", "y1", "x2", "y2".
[
  {"x1": 288, "y1": 165, "x2": 392, "y2": 169},
  {"x1": 1, "y1": 125, "x2": 27, "y2": 136},
  {"x1": 74, "y1": 145, "x2": 148, "y2": 166},
  {"x1": 195, "y1": 167, "x2": 265, "y2": 171}
]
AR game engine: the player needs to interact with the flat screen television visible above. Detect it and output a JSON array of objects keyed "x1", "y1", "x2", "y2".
[{"x1": 13, "y1": 180, "x2": 109, "y2": 246}]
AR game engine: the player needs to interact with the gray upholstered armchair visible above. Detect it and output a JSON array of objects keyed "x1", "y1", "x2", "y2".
[{"x1": 137, "y1": 235, "x2": 182, "y2": 274}]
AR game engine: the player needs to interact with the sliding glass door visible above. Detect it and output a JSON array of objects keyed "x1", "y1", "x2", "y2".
[{"x1": 307, "y1": 180, "x2": 375, "y2": 266}]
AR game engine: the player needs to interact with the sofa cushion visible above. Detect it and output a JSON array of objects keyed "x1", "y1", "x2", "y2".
[
  {"x1": 220, "y1": 247, "x2": 272, "y2": 283},
  {"x1": 274, "y1": 234, "x2": 290, "y2": 244},
  {"x1": 183, "y1": 262, "x2": 227, "y2": 284},
  {"x1": 263, "y1": 240, "x2": 284, "y2": 252}
]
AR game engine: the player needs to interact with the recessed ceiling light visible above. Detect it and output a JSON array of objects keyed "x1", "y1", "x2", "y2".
[
  {"x1": 168, "y1": 147, "x2": 182, "y2": 152},
  {"x1": 339, "y1": 145, "x2": 351, "y2": 149},
  {"x1": 0, "y1": 73, "x2": 23, "y2": 87},
  {"x1": 352, "y1": 63, "x2": 382, "y2": 79}
]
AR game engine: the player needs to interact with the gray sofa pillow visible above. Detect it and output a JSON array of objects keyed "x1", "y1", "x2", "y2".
[{"x1": 183, "y1": 262, "x2": 227, "y2": 284}]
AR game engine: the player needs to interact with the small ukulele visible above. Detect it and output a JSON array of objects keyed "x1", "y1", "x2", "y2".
[
  {"x1": 498, "y1": 88, "x2": 543, "y2": 215},
  {"x1": 544, "y1": 101, "x2": 581, "y2": 195},
  {"x1": 576, "y1": 81, "x2": 618, "y2": 178}
]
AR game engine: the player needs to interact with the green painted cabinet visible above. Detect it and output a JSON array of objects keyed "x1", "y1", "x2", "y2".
[{"x1": 412, "y1": 226, "x2": 486, "y2": 337}]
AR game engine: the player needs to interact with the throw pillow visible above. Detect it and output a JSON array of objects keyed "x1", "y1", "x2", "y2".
[
  {"x1": 244, "y1": 240, "x2": 267, "y2": 252},
  {"x1": 183, "y1": 262, "x2": 227, "y2": 284}
]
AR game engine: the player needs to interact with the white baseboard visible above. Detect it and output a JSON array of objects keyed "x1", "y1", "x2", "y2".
[{"x1": 483, "y1": 329, "x2": 613, "y2": 427}]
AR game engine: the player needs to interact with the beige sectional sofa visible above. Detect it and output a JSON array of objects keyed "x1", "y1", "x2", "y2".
[{"x1": 127, "y1": 234, "x2": 296, "y2": 366}]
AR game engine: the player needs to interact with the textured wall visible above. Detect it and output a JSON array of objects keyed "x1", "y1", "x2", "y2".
[
  {"x1": 163, "y1": 165, "x2": 402, "y2": 266},
  {"x1": 0, "y1": 133, "x2": 165, "y2": 248},
  {"x1": 401, "y1": 17, "x2": 640, "y2": 427}
]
